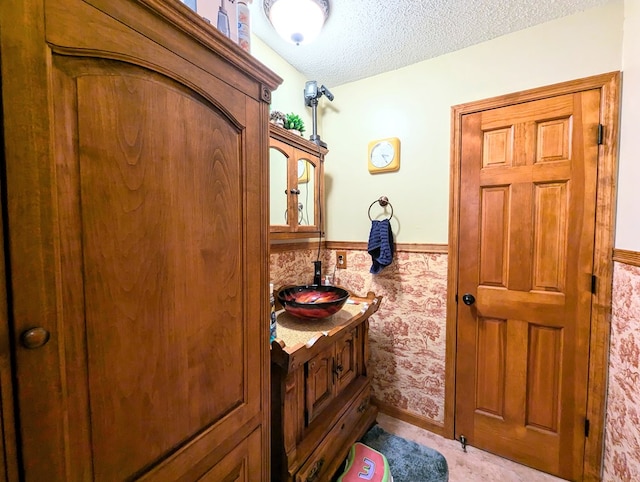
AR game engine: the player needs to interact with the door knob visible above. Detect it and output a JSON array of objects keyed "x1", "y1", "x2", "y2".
[
  {"x1": 462, "y1": 293, "x2": 476, "y2": 306},
  {"x1": 21, "y1": 327, "x2": 50, "y2": 349}
]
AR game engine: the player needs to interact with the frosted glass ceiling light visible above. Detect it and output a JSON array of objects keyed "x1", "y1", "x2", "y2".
[{"x1": 264, "y1": 0, "x2": 329, "y2": 45}]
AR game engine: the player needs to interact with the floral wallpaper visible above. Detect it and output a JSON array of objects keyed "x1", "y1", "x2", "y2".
[
  {"x1": 270, "y1": 248, "x2": 448, "y2": 424},
  {"x1": 271, "y1": 248, "x2": 640, "y2": 476},
  {"x1": 603, "y1": 262, "x2": 640, "y2": 482}
]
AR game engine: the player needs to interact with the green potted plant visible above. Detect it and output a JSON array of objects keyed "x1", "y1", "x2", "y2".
[{"x1": 284, "y1": 113, "x2": 305, "y2": 135}]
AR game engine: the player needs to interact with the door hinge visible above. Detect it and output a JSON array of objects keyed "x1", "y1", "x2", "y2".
[
  {"x1": 591, "y1": 275, "x2": 597, "y2": 294},
  {"x1": 585, "y1": 419, "x2": 590, "y2": 437},
  {"x1": 597, "y1": 124, "x2": 604, "y2": 145}
]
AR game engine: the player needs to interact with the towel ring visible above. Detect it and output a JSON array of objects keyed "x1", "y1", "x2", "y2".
[{"x1": 368, "y1": 196, "x2": 394, "y2": 221}]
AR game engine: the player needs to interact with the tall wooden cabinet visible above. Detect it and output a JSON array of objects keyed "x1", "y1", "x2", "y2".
[{"x1": 0, "y1": 0, "x2": 280, "y2": 480}]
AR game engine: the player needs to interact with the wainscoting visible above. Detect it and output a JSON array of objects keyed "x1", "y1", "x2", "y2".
[
  {"x1": 270, "y1": 243, "x2": 640, "y2": 479},
  {"x1": 270, "y1": 242, "x2": 448, "y2": 433},
  {"x1": 603, "y1": 251, "x2": 640, "y2": 481}
]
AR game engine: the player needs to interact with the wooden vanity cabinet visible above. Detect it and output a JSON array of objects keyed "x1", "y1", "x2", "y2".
[
  {"x1": 0, "y1": 0, "x2": 280, "y2": 479},
  {"x1": 269, "y1": 124, "x2": 328, "y2": 239},
  {"x1": 271, "y1": 293, "x2": 382, "y2": 482}
]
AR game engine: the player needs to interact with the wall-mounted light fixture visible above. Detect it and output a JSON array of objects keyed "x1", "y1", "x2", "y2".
[{"x1": 263, "y1": 0, "x2": 329, "y2": 45}]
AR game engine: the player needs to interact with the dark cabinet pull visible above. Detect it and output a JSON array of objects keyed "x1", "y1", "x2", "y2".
[
  {"x1": 21, "y1": 327, "x2": 50, "y2": 349},
  {"x1": 357, "y1": 397, "x2": 369, "y2": 413},
  {"x1": 290, "y1": 189, "x2": 301, "y2": 195}
]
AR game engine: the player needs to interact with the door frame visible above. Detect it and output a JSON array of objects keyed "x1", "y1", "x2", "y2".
[{"x1": 445, "y1": 72, "x2": 621, "y2": 481}]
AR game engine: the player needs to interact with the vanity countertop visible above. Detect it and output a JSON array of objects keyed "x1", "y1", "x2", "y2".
[{"x1": 270, "y1": 291, "x2": 382, "y2": 370}]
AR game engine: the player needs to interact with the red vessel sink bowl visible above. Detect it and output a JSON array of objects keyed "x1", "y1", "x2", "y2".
[{"x1": 277, "y1": 285, "x2": 350, "y2": 320}]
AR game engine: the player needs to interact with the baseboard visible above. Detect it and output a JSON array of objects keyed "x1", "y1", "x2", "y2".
[{"x1": 371, "y1": 397, "x2": 448, "y2": 438}]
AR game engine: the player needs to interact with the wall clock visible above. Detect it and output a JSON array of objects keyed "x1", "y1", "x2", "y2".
[{"x1": 368, "y1": 137, "x2": 400, "y2": 173}]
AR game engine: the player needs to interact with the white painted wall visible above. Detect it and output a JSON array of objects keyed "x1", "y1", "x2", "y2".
[
  {"x1": 616, "y1": 0, "x2": 640, "y2": 251},
  {"x1": 318, "y1": 2, "x2": 624, "y2": 243},
  {"x1": 250, "y1": 36, "x2": 312, "y2": 130},
  {"x1": 252, "y1": 2, "x2": 628, "y2": 245}
]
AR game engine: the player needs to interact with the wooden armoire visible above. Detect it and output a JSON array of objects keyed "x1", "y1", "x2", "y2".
[{"x1": 0, "y1": 0, "x2": 281, "y2": 479}]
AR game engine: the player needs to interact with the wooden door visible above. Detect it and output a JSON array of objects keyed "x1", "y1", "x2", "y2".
[
  {"x1": 455, "y1": 90, "x2": 600, "y2": 479},
  {"x1": 1, "y1": 0, "x2": 278, "y2": 479}
]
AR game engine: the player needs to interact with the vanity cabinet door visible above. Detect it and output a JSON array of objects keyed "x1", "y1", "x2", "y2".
[
  {"x1": 269, "y1": 139, "x2": 295, "y2": 230},
  {"x1": 305, "y1": 346, "x2": 335, "y2": 424},
  {"x1": 335, "y1": 330, "x2": 358, "y2": 394},
  {"x1": 305, "y1": 330, "x2": 360, "y2": 426}
]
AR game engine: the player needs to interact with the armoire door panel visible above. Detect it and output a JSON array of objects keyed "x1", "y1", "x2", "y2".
[
  {"x1": 51, "y1": 56, "x2": 260, "y2": 480},
  {"x1": 197, "y1": 429, "x2": 262, "y2": 482}
]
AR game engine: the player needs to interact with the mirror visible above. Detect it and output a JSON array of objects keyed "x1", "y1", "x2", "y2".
[
  {"x1": 297, "y1": 158, "x2": 315, "y2": 226},
  {"x1": 269, "y1": 147, "x2": 288, "y2": 225}
]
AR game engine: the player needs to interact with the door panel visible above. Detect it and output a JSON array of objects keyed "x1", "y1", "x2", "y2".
[
  {"x1": 455, "y1": 90, "x2": 600, "y2": 479},
  {"x1": 306, "y1": 347, "x2": 335, "y2": 424},
  {"x1": 76, "y1": 64, "x2": 242, "y2": 478},
  {"x1": 475, "y1": 317, "x2": 506, "y2": 417},
  {"x1": 198, "y1": 429, "x2": 262, "y2": 482},
  {"x1": 19, "y1": 52, "x2": 260, "y2": 481},
  {"x1": 335, "y1": 330, "x2": 357, "y2": 393},
  {"x1": 479, "y1": 187, "x2": 509, "y2": 286}
]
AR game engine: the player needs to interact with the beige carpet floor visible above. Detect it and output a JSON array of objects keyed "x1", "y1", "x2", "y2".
[{"x1": 377, "y1": 412, "x2": 566, "y2": 482}]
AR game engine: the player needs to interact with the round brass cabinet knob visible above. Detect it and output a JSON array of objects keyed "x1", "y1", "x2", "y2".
[{"x1": 21, "y1": 327, "x2": 51, "y2": 349}]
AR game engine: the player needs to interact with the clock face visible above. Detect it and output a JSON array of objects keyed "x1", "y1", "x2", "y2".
[
  {"x1": 368, "y1": 137, "x2": 400, "y2": 173},
  {"x1": 370, "y1": 141, "x2": 395, "y2": 168},
  {"x1": 298, "y1": 159, "x2": 306, "y2": 177}
]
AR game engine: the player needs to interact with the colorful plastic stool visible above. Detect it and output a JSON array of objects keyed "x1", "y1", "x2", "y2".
[{"x1": 337, "y1": 442, "x2": 392, "y2": 482}]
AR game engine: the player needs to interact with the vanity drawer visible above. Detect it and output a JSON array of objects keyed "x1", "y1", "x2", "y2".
[{"x1": 295, "y1": 385, "x2": 372, "y2": 482}]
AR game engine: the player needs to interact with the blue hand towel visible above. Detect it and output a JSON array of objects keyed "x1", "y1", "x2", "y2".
[{"x1": 367, "y1": 219, "x2": 394, "y2": 274}]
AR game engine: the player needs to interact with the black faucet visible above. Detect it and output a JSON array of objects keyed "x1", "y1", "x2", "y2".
[{"x1": 313, "y1": 261, "x2": 322, "y2": 286}]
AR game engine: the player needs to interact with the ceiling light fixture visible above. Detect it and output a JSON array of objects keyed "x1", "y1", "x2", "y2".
[{"x1": 263, "y1": 0, "x2": 329, "y2": 46}]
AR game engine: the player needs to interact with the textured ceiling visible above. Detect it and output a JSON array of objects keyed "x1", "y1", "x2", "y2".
[{"x1": 248, "y1": 0, "x2": 614, "y2": 88}]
